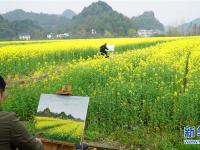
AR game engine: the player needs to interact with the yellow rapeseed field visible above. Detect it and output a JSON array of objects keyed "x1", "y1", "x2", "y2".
[{"x1": 2, "y1": 36, "x2": 200, "y2": 149}]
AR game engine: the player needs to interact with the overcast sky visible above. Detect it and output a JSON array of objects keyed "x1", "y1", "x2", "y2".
[{"x1": 0, "y1": 0, "x2": 200, "y2": 26}]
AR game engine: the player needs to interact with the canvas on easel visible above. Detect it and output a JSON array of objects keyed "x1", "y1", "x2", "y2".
[
  {"x1": 106, "y1": 45, "x2": 115, "y2": 51},
  {"x1": 35, "y1": 94, "x2": 89, "y2": 144}
]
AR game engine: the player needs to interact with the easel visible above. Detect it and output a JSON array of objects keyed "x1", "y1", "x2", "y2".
[
  {"x1": 57, "y1": 85, "x2": 73, "y2": 96},
  {"x1": 41, "y1": 85, "x2": 108, "y2": 150},
  {"x1": 39, "y1": 85, "x2": 76, "y2": 150},
  {"x1": 41, "y1": 138, "x2": 76, "y2": 150}
]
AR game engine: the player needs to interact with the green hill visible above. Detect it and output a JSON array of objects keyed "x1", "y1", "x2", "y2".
[
  {"x1": 62, "y1": 9, "x2": 76, "y2": 19},
  {"x1": 69, "y1": 1, "x2": 135, "y2": 37},
  {"x1": 1, "y1": 2, "x2": 166, "y2": 38},
  {"x1": 2, "y1": 9, "x2": 70, "y2": 33},
  {"x1": 0, "y1": 15, "x2": 44, "y2": 40},
  {"x1": 132, "y1": 11, "x2": 164, "y2": 31},
  {"x1": 179, "y1": 18, "x2": 200, "y2": 35},
  {"x1": 0, "y1": 15, "x2": 16, "y2": 40}
]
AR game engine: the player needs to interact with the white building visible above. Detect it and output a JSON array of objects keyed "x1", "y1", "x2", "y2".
[
  {"x1": 56, "y1": 33, "x2": 70, "y2": 39},
  {"x1": 47, "y1": 33, "x2": 55, "y2": 39},
  {"x1": 137, "y1": 30, "x2": 153, "y2": 37},
  {"x1": 47, "y1": 34, "x2": 53, "y2": 39},
  {"x1": 137, "y1": 29, "x2": 162, "y2": 37},
  {"x1": 47, "y1": 33, "x2": 70, "y2": 39},
  {"x1": 18, "y1": 34, "x2": 31, "y2": 40},
  {"x1": 91, "y1": 29, "x2": 97, "y2": 35}
]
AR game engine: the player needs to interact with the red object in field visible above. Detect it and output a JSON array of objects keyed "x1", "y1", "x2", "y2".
[{"x1": 57, "y1": 85, "x2": 72, "y2": 95}]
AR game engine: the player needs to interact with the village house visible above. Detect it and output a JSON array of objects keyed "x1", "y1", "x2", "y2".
[
  {"x1": 56, "y1": 33, "x2": 70, "y2": 39},
  {"x1": 47, "y1": 33, "x2": 55, "y2": 39},
  {"x1": 18, "y1": 34, "x2": 31, "y2": 40},
  {"x1": 47, "y1": 33, "x2": 70, "y2": 39},
  {"x1": 91, "y1": 29, "x2": 97, "y2": 35},
  {"x1": 137, "y1": 29, "x2": 162, "y2": 37}
]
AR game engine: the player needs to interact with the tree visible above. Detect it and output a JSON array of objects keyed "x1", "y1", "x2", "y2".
[
  {"x1": 128, "y1": 28, "x2": 137, "y2": 37},
  {"x1": 11, "y1": 19, "x2": 44, "y2": 39},
  {"x1": 104, "y1": 30, "x2": 112, "y2": 37},
  {"x1": 166, "y1": 26, "x2": 181, "y2": 36},
  {"x1": 59, "y1": 112, "x2": 67, "y2": 119}
]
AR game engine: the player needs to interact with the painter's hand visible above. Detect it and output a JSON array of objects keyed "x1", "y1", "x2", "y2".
[{"x1": 35, "y1": 138, "x2": 42, "y2": 143}]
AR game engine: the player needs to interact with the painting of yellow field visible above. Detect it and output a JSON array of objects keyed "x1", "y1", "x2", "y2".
[
  {"x1": 35, "y1": 117, "x2": 84, "y2": 143},
  {"x1": 35, "y1": 94, "x2": 89, "y2": 144}
]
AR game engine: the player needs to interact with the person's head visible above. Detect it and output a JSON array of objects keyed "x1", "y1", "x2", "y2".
[{"x1": 0, "y1": 76, "x2": 6, "y2": 103}]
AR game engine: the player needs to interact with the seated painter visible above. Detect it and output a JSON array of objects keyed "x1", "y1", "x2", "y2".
[
  {"x1": 0, "y1": 76, "x2": 44, "y2": 150},
  {"x1": 99, "y1": 43, "x2": 109, "y2": 58}
]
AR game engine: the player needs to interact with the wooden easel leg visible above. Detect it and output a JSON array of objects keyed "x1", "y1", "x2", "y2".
[{"x1": 81, "y1": 137, "x2": 84, "y2": 150}]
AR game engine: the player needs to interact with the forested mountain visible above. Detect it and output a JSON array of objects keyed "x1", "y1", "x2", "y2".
[
  {"x1": 3, "y1": 9, "x2": 70, "y2": 33},
  {"x1": 0, "y1": 15, "x2": 44, "y2": 40},
  {"x1": 37, "y1": 108, "x2": 83, "y2": 121},
  {"x1": 178, "y1": 18, "x2": 200, "y2": 35},
  {"x1": 132, "y1": 11, "x2": 164, "y2": 31},
  {"x1": 62, "y1": 9, "x2": 76, "y2": 19},
  {"x1": 69, "y1": 1, "x2": 135, "y2": 37},
  {"x1": 11, "y1": 19, "x2": 44, "y2": 39},
  {"x1": 0, "y1": 15, "x2": 15, "y2": 40},
  {"x1": 0, "y1": 1, "x2": 178, "y2": 40}
]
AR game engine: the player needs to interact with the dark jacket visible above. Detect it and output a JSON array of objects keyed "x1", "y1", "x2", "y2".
[
  {"x1": 100, "y1": 44, "x2": 108, "y2": 52},
  {"x1": 0, "y1": 111, "x2": 44, "y2": 150}
]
